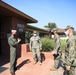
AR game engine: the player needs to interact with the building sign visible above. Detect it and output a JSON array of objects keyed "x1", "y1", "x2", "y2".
[{"x1": 17, "y1": 24, "x2": 24, "y2": 32}]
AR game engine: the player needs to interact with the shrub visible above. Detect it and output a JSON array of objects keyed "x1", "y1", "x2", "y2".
[
  {"x1": 41, "y1": 38, "x2": 54, "y2": 52},
  {"x1": 41, "y1": 37, "x2": 66, "y2": 52},
  {"x1": 61, "y1": 39, "x2": 66, "y2": 51}
]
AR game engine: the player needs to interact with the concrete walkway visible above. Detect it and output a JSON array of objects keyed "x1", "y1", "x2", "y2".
[{"x1": 0, "y1": 52, "x2": 76, "y2": 75}]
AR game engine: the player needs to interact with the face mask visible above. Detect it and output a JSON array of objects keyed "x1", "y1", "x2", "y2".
[
  {"x1": 34, "y1": 33, "x2": 37, "y2": 36},
  {"x1": 64, "y1": 31, "x2": 69, "y2": 35}
]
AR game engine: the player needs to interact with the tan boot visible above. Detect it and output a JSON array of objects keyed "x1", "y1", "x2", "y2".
[
  {"x1": 58, "y1": 67, "x2": 64, "y2": 71},
  {"x1": 33, "y1": 61, "x2": 37, "y2": 65},
  {"x1": 50, "y1": 67, "x2": 57, "y2": 71},
  {"x1": 39, "y1": 61, "x2": 42, "y2": 65}
]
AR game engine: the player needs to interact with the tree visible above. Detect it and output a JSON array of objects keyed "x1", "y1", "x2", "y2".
[{"x1": 44, "y1": 22, "x2": 57, "y2": 38}]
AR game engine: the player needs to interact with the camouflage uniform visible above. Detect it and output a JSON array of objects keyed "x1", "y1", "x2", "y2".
[
  {"x1": 52, "y1": 28, "x2": 62, "y2": 69},
  {"x1": 64, "y1": 26, "x2": 76, "y2": 75},
  {"x1": 53, "y1": 33, "x2": 62, "y2": 68},
  {"x1": 8, "y1": 36, "x2": 18, "y2": 73},
  {"x1": 30, "y1": 31, "x2": 42, "y2": 63}
]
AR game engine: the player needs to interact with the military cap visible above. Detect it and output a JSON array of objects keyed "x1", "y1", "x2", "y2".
[
  {"x1": 52, "y1": 28, "x2": 58, "y2": 32},
  {"x1": 65, "y1": 25, "x2": 74, "y2": 30},
  {"x1": 33, "y1": 30, "x2": 37, "y2": 33}
]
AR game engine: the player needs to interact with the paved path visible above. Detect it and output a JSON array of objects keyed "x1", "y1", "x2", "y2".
[{"x1": 0, "y1": 52, "x2": 76, "y2": 75}]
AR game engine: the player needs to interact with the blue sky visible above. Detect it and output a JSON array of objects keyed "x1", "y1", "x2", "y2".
[{"x1": 2, "y1": 0, "x2": 76, "y2": 30}]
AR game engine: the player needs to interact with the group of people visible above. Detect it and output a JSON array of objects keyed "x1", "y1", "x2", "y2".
[
  {"x1": 50, "y1": 26, "x2": 76, "y2": 75},
  {"x1": 8, "y1": 25, "x2": 76, "y2": 75}
]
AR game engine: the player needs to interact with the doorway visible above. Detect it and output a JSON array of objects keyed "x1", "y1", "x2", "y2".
[
  {"x1": 0, "y1": 18, "x2": 2, "y2": 55},
  {"x1": 18, "y1": 32, "x2": 25, "y2": 44}
]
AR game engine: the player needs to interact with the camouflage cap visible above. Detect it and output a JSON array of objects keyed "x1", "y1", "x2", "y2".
[
  {"x1": 65, "y1": 25, "x2": 74, "y2": 31},
  {"x1": 52, "y1": 28, "x2": 58, "y2": 32},
  {"x1": 33, "y1": 30, "x2": 37, "y2": 33}
]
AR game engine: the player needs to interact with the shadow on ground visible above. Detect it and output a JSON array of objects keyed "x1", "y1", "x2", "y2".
[
  {"x1": 17, "y1": 59, "x2": 31, "y2": 69},
  {"x1": 0, "y1": 66, "x2": 8, "y2": 73},
  {"x1": 41, "y1": 53, "x2": 46, "y2": 62},
  {"x1": 0, "y1": 56, "x2": 10, "y2": 66}
]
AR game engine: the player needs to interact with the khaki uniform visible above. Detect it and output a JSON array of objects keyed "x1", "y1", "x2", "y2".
[
  {"x1": 8, "y1": 36, "x2": 18, "y2": 73},
  {"x1": 53, "y1": 33, "x2": 62, "y2": 68},
  {"x1": 30, "y1": 36, "x2": 42, "y2": 62}
]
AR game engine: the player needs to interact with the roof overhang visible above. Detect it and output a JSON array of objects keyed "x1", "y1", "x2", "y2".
[
  {"x1": 0, "y1": 1, "x2": 38, "y2": 23},
  {"x1": 27, "y1": 25, "x2": 49, "y2": 33}
]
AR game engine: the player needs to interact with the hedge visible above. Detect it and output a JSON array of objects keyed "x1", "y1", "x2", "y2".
[{"x1": 41, "y1": 37, "x2": 66, "y2": 52}]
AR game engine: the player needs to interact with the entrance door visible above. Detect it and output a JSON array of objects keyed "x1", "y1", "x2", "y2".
[
  {"x1": 18, "y1": 32, "x2": 25, "y2": 44},
  {"x1": 0, "y1": 17, "x2": 10, "y2": 56},
  {"x1": 0, "y1": 18, "x2": 1, "y2": 55}
]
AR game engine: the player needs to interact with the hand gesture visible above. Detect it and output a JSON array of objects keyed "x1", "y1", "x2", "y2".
[
  {"x1": 66, "y1": 66, "x2": 70, "y2": 71},
  {"x1": 17, "y1": 38, "x2": 21, "y2": 43},
  {"x1": 40, "y1": 48, "x2": 42, "y2": 50}
]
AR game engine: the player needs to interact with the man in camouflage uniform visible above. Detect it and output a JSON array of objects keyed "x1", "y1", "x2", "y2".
[
  {"x1": 64, "y1": 26, "x2": 76, "y2": 75},
  {"x1": 30, "y1": 31, "x2": 42, "y2": 65},
  {"x1": 50, "y1": 28, "x2": 62, "y2": 71},
  {"x1": 8, "y1": 30, "x2": 21, "y2": 75}
]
